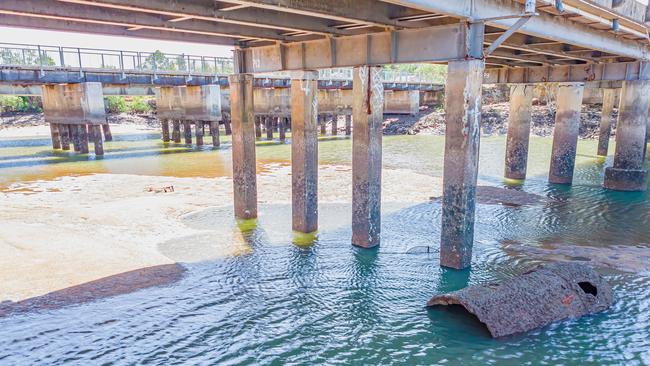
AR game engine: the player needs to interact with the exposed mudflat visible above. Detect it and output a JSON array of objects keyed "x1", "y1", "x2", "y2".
[{"x1": 383, "y1": 103, "x2": 614, "y2": 138}]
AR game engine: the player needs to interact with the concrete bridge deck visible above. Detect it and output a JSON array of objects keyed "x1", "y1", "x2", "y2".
[{"x1": 2, "y1": 0, "x2": 650, "y2": 269}]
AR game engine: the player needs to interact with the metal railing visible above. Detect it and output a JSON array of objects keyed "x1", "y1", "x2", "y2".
[
  {"x1": 0, "y1": 42, "x2": 436, "y2": 84},
  {"x1": 0, "y1": 42, "x2": 234, "y2": 77}
]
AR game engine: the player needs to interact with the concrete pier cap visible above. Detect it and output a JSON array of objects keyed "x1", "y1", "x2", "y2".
[
  {"x1": 42, "y1": 82, "x2": 106, "y2": 125},
  {"x1": 156, "y1": 85, "x2": 222, "y2": 121}
]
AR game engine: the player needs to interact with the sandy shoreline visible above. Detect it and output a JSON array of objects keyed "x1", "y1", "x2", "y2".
[{"x1": 0, "y1": 165, "x2": 440, "y2": 302}]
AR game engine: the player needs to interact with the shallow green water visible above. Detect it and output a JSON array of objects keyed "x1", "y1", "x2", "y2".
[{"x1": 0, "y1": 131, "x2": 649, "y2": 365}]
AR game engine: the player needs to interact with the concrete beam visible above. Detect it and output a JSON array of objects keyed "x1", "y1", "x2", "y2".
[
  {"x1": 241, "y1": 24, "x2": 472, "y2": 73},
  {"x1": 1, "y1": 0, "x2": 286, "y2": 42},
  {"x1": 384, "y1": 0, "x2": 650, "y2": 60},
  {"x1": 222, "y1": 0, "x2": 415, "y2": 29},
  {"x1": 0, "y1": 13, "x2": 234, "y2": 45},
  {"x1": 485, "y1": 61, "x2": 650, "y2": 84},
  {"x1": 55, "y1": 0, "x2": 352, "y2": 37}
]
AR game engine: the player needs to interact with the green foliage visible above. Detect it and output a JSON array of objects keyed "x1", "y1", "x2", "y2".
[
  {"x1": 104, "y1": 96, "x2": 152, "y2": 114},
  {"x1": 128, "y1": 96, "x2": 152, "y2": 113},
  {"x1": 104, "y1": 96, "x2": 127, "y2": 113},
  {"x1": 0, "y1": 49, "x2": 55, "y2": 66},
  {"x1": 0, "y1": 96, "x2": 42, "y2": 113},
  {"x1": 143, "y1": 50, "x2": 176, "y2": 71},
  {"x1": 382, "y1": 63, "x2": 447, "y2": 84}
]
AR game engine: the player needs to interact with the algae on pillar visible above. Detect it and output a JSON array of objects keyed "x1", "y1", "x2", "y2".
[
  {"x1": 291, "y1": 71, "x2": 319, "y2": 233},
  {"x1": 549, "y1": 83, "x2": 585, "y2": 184},
  {"x1": 351, "y1": 66, "x2": 384, "y2": 248},
  {"x1": 597, "y1": 89, "x2": 618, "y2": 157},
  {"x1": 440, "y1": 59, "x2": 484, "y2": 269},
  {"x1": 230, "y1": 73, "x2": 258, "y2": 219},
  {"x1": 504, "y1": 84, "x2": 534, "y2": 180},
  {"x1": 604, "y1": 80, "x2": 650, "y2": 191}
]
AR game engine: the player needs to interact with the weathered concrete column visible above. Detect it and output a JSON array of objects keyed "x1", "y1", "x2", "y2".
[
  {"x1": 255, "y1": 116, "x2": 262, "y2": 139},
  {"x1": 604, "y1": 80, "x2": 650, "y2": 191},
  {"x1": 49, "y1": 123, "x2": 61, "y2": 149},
  {"x1": 345, "y1": 115, "x2": 352, "y2": 135},
  {"x1": 440, "y1": 59, "x2": 485, "y2": 269},
  {"x1": 161, "y1": 120, "x2": 170, "y2": 142},
  {"x1": 183, "y1": 121, "x2": 193, "y2": 144},
  {"x1": 195, "y1": 122, "x2": 204, "y2": 146},
  {"x1": 79, "y1": 125, "x2": 90, "y2": 154},
  {"x1": 60, "y1": 125, "x2": 70, "y2": 150},
  {"x1": 230, "y1": 73, "x2": 257, "y2": 219},
  {"x1": 291, "y1": 71, "x2": 319, "y2": 233},
  {"x1": 90, "y1": 125, "x2": 104, "y2": 155},
  {"x1": 224, "y1": 116, "x2": 232, "y2": 135},
  {"x1": 549, "y1": 83, "x2": 585, "y2": 184},
  {"x1": 597, "y1": 89, "x2": 618, "y2": 157},
  {"x1": 352, "y1": 66, "x2": 384, "y2": 248},
  {"x1": 265, "y1": 116, "x2": 274, "y2": 140},
  {"x1": 210, "y1": 121, "x2": 220, "y2": 147},
  {"x1": 102, "y1": 124, "x2": 113, "y2": 142},
  {"x1": 172, "y1": 120, "x2": 181, "y2": 143},
  {"x1": 71, "y1": 125, "x2": 81, "y2": 152},
  {"x1": 320, "y1": 115, "x2": 327, "y2": 135},
  {"x1": 279, "y1": 117, "x2": 286, "y2": 142},
  {"x1": 331, "y1": 114, "x2": 338, "y2": 135},
  {"x1": 504, "y1": 84, "x2": 534, "y2": 180}
]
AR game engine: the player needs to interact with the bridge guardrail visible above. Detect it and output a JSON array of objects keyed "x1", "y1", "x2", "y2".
[{"x1": 0, "y1": 42, "x2": 437, "y2": 85}]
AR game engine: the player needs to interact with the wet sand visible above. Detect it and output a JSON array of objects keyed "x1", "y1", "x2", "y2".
[{"x1": 0, "y1": 165, "x2": 441, "y2": 302}]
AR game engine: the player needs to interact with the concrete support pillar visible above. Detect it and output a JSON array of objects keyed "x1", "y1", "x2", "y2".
[
  {"x1": 265, "y1": 116, "x2": 274, "y2": 140},
  {"x1": 60, "y1": 125, "x2": 70, "y2": 150},
  {"x1": 161, "y1": 120, "x2": 170, "y2": 142},
  {"x1": 102, "y1": 124, "x2": 112, "y2": 142},
  {"x1": 320, "y1": 115, "x2": 327, "y2": 135},
  {"x1": 71, "y1": 125, "x2": 81, "y2": 152},
  {"x1": 549, "y1": 83, "x2": 585, "y2": 184},
  {"x1": 345, "y1": 115, "x2": 352, "y2": 135},
  {"x1": 210, "y1": 121, "x2": 220, "y2": 147},
  {"x1": 352, "y1": 66, "x2": 384, "y2": 248},
  {"x1": 440, "y1": 59, "x2": 485, "y2": 269},
  {"x1": 597, "y1": 89, "x2": 618, "y2": 157},
  {"x1": 504, "y1": 84, "x2": 534, "y2": 180},
  {"x1": 224, "y1": 116, "x2": 232, "y2": 135},
  {"x1": 279, "y1": 117, "x2": 286, "y2": 142},
  {"x1": 79, "y1": 124, "x2": 89, "y2": 154},
  {"x1": 255, "y1": 116, "x2": 262, "y2": 139},
  {"x1": 230, "y1": 73, "x2": 257, "y2": 220},
  {"x1": 331, "y1": 114, "x2": 338, "y2": 135},
  {"x1": 183, "y1": 121, "x2": 193, "y2": 145},
  {"x1": 291, "y1": 71, "x2": 319, "y2": 233},
  {"x1": 172, "y1": 120, "x2": 181, "y2": 143},
  {"x1": 49, "y1": 123, "x2": 61, "y2": 149},
  {"x1": 90, "y1": 125, "x2": 104, "y2": 156},
  {"x1": 604, "y1": 80, "x2": 650, "y2": 191},
  {"x1": 195, "y1": 122, "x2": 204, "y2": 146}
]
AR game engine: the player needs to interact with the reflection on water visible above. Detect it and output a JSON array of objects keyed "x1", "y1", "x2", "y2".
[{"x1": 0, "y1": 131, "x2": 649, "y2": 365}]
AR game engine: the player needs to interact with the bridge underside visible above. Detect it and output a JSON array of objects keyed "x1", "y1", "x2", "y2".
[{"x1": 2, "y1": 0, "x2": 650, "y2": 270}]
